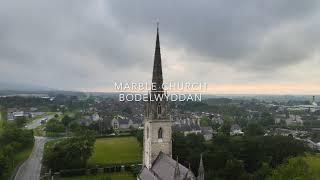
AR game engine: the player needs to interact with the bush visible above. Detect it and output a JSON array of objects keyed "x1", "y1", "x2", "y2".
[{"x1": 60, "y1": 169, "x2": 86, "y2": 177}]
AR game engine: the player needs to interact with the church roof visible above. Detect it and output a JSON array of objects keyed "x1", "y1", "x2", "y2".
[
  {"x1": 138, "y1": 152, "x2": 195, "y2": 180},
  {"x1": 138, "y1": 166, "x2": 158, "y2": 180},
  {"x1": 151, "y1": 152, "x2": 195, "y2": 180}
]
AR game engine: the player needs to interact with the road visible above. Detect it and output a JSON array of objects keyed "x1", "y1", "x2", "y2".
[
  {"x1": 14, "y1": 136, "x2": 47, "y2": 180},
  {"x1": 26, "y1": 114, "x2": 56, "y2": 129}
]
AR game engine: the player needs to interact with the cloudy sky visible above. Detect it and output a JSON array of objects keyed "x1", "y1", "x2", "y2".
[{"x1": 1, "y1": 0, "x2": 320, "y2": 94}]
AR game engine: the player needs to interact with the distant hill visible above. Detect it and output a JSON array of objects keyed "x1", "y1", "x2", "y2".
[
  {"x1": 0, "y1": 82, "x2": 89, "y2": 97},
  {"x1": 0, "y1": 81, "x2": 54, "y2": 91}
]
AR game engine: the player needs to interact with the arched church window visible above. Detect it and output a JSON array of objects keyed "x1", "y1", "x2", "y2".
[
  {"x1": 158, "y1": 127, "x2": 163, "y2": 139},
  {"x1": 113, "y1": 121, "x2": 118, "y2": 129},
  {"x1": 157, "y1": 103, "x2": 161, "y2": 115}
]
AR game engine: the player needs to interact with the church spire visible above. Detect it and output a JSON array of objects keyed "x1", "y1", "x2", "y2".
[
  {"x1": 197, "y1": 154, "x2": 204, "y2": 180},
  {"x1": 174, "y1": 156, "x2": 180, "y2": 180},
  {"x1": 152, "y1": 23, "x2": 163, "y2": 93}
]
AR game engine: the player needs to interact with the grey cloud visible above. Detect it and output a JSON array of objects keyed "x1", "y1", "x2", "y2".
[
  {"x1": 107, "y1": 0, "x2": 320, "y2": 71},
  {"x1": 0, "y1": 0, "x2": 320, "y2": 90}
]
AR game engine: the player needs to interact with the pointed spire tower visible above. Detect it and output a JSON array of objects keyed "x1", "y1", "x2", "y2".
[
  {"x1": 152, "y1": 23, "x2": 164, "y2": 95},
  {"x1": 143, "y1": 24, "x2": 172, "y2": 169},
  {"x1": 197, "y1": 154, "x2": 204, "y2": 180},
  {"x1": 174, "y1": 156, "x2": 181, "y2": 180}
]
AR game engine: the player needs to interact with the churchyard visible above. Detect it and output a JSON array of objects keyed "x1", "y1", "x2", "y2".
[{"x1": 88, "y1": 136, "x2": 142, "y2": 166}]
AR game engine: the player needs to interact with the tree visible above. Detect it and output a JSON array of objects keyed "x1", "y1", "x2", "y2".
[
  {"x1": 267, "y1": 156, "x2": 316, "y2": 180},
  {"x1": 245, "y1": 123, "x2": 264, "y2": 136},
  {"x1": 200, "y1": 116, "x2": 210, "y2": 127},
  {"x1": 131, "y1": 129, "x2": 143, "y2": 146},
  {"x1": 219, "y1": 120, "x2": 231, "y2": 136},
  {"x1": 43, "y1": 131, "x2": 95, "y2": 171},
  {"x1": 259, "y1": 136, "x2": 309, "y2": 168},
  {"x1": 222, "y1": 159, "x2": 248, "y2": 180},
  {"x1": 45, "y1": 118, "x2": 65, "y2": 132},
  {"x1": 172, "y1": 133, "x2": 206, "y2": 174},
  {"x1": 61, "y1": 115, "x2": 74, "y2": 127},
  {"x1": 0, "y1": 151, "x2": 9, "y2": 177},
  {"x1": 204, "y1": 134, "x2": 310, "y2": 179},
  {"x1": 260, "y1": 112, "x2": 274, "y2": 126},
  {"x1": 15, "y1": 116, "x2": 27, "y2": 128}
]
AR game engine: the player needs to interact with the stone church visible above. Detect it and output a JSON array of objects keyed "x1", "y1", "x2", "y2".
[{"x1": 137, "y1": 26, "x2": 204, "y2": 180}]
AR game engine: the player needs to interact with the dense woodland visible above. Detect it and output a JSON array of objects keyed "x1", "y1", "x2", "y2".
[{"x1": 172, "y1": 133, "x2": 314, "y2": 180}]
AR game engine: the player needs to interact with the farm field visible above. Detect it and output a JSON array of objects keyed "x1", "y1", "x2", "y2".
[{"x1": 88, "y1": 136, "x2": 142, "y2": 166}]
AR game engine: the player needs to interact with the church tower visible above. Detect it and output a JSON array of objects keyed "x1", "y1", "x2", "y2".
[{"x1": 143, "y1": 25, "x2": 172, "y2": 169}]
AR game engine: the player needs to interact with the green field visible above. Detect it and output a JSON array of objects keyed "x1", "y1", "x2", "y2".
[
  {"x1": 60, "y1": 172, "x2": 135, "y2": 180},
  {"x1": 88, "y1": 137, "x2": 142, "y2": 166}
]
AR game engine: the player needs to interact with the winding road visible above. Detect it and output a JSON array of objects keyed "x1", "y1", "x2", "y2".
[
  {"x1": 14, "y1": 136, "x2": 47, "y2": 180},
  {"x1": 13, "y1": 113, "x2": 60, "y2": 179},
  {"x1": 26, "y1": 114, "x2": 56, "y2": 130}
]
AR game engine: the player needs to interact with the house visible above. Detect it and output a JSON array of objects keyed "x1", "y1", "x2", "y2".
[
  {"x1": 275, "y1": 114, "x2": 303, "y2": 126},
  {"x1": 201, "y1": 127, "x2": 214, "y2": 141},
  {"x1": 7, "y1": 108, "x2": 25, "y2": 120},
  {"x1": 230, "y1": 124, "x2": 244, "y2": 136},
  {"x1": 79, "y1": 116, "x2": 92, "y2": 126},
  {"x1": 91, "y1": 113, "x2": 100, "y2": 122},
  {"x1": 111, "y1": 115, "x2": 133, "y2": 130},
  {"x1": 131, "y1": 116, "x2": 143, "y2": 128},
  {"x1": 172, "y1": 122, "x2": 202, "y2": 136}
]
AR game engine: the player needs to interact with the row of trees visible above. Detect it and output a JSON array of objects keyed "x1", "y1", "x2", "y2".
[{"x1": 0, "y1": 122, "x2": 34, "y2": 178}]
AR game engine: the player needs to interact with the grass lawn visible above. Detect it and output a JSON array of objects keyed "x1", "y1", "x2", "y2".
[
  {"x1": 88, "y1": 137, "x2": 142, "y2": 166},
  {"x1": 60, "y1": 172, "x2": 135, "y2": 180},
  {"x1": 13, "y1": 145, "x2": 33, "y2": 164},
  {"x1": 33, "y1": 124, "x2": 46, "y2": 136}
]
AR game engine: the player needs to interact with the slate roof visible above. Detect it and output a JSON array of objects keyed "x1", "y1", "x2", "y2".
[
  {"x1": 138, "y1": 167, "x2": 158, "y2": 180},
  {"x1": 201, "y1": 127, "x2": 214, "y2": 135},
  {"x1": 230, "y1": 124, "x2": 241, "y2": 131},
  {"x1": 138, "y1": 152, "x2": 196, "y2": 180},
  {"x1": 118, "y1": 119, "x2": 130, "y2": 125},
  {"x1": 172, "y1": 123, "x2": 201, "y2": 132},
  {"x1": 132, "y1": 117, "x2": 143, "y2": 124}
]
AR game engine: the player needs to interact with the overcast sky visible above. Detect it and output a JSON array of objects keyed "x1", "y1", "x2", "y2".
[{"x1": 1, "y1": 0, "x2": 320, "y2": 94}]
